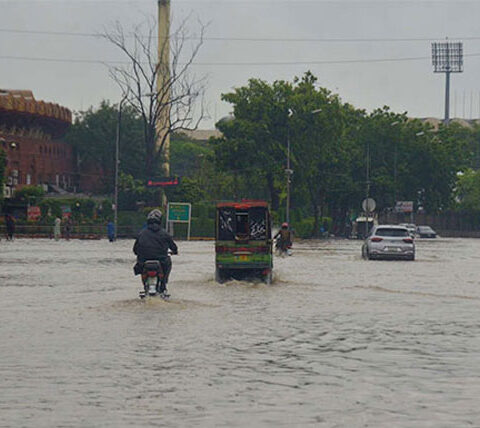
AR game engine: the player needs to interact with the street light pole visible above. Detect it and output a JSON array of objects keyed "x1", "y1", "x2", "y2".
[
  {"x1": 365, "y1": 139, "x2": 370, "y2": 239},
  {"x1": 114, "y1": 92, "x2": 129, "y2": 241},
  {"x1": 286, "y1": 126, "x2": 291, "y2": 224},
  {"x1": 390, "y1": 121, "x2": 400, "y2": 206},
  {"x1": 286, "y1": 109, "x2": 294, "y2": 225},
  {"x1": 285, "y1": 108, "x2": 321, "y2": 225}
]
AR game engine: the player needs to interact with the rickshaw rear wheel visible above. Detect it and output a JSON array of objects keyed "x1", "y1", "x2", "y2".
[
  {"x1": 215, "y1": 267, "x2": 226, "y2": 283},
  {"x1": 263, "y1": 271, "x2": 273, "y2": 285}
]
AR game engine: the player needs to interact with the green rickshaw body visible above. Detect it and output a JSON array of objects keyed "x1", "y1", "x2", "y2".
[{"x1": 215, "y1": 201, "x2": 273, "y2": 282}]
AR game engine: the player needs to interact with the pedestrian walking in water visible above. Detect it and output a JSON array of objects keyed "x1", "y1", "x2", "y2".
[
  {"x1": 5, "y1": 214, "x2": 15, "y2": 241},
  {"x1": 64, "y1": 217, "x2": 73, "y2": 241},
  {"x1": 53, "y1": 216, "x2": 61, "y2": 241},
  {"x1": 107, "y1": 221, "x2": 115, "y2": 242}
]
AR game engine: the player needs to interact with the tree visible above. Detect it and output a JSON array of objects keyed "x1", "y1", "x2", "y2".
[
  {"x1": 214, "y1": 78, "x2": 294, "y2": 209},
  {"x1": 66, "y1": 102, "x2": 145, "y2": 192},
  {"x1": 104, "y1": 16, "x2": 206, "y2": 178},
  {"x1": 455, "y1": 169, "x2": 480, "y2": 212},
  {"x1": 288, "y1": 72, "x2": 346, "y2": 235}
]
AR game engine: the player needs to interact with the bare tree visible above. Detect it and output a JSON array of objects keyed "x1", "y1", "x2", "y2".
[{"x1": 104, "y1": 15, "x2": 206, "y2": 178}]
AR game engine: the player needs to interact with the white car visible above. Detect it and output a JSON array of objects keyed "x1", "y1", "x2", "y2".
[
  {"x1": 399, "y1": 223, "x2": 416, "y2": 237},
  {"x1": 362, "y1": 225, "x2": 415, "y2": 261}
]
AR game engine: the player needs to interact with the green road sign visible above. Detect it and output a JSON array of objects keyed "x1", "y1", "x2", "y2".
[{"x1": 167, "y1": 203, "x2": 191, "y2": 223}]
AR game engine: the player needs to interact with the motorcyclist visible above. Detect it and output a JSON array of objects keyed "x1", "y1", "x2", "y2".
[
  {"x1": 274, "y1": 222, "x2": 292, "y2": 253},
  {"x1": 133, "y1": 209, "x2": 178, "y2": 294}
]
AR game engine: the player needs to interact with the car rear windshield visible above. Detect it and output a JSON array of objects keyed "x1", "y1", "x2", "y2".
[{"x1": 375, "y1": 228, "x2": 409, "y2": 237}]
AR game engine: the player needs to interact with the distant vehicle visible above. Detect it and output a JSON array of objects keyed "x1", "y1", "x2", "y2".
[
  {"x1": 399, "y1": 223, "x2": 417, "y2": 237},
  {"x1": 416, "y1": 225, "x2": 437, "y2": 238},
  {"x1": 362, "y1": 225, "x2": 415, "y2": 261},
  {"x1": 215, "y1": 200, "x2": 273, "y2": 283},
  {"x1": 352, "y1": 216, "x2": 377, "y2": 239}
]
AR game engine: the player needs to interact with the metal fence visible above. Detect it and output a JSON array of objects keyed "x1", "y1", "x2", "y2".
[{"x1": 0, "y1": 224, "x2": 142, "y2": 239}]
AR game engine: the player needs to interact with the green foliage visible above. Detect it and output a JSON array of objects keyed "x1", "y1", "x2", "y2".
[
  {"x1": 215, "y1": 71, "x2": 477, "y2": 226},
  {"x1": 72, "y1": 199, "x2": 95, "y2": 218},
  {"x1": 455, "y1": 169, "x2": 480, "y2": 212},
  {"x1": 170, "y1": 133, "x2": 213, "y2": 177},
  {"x1": 13, "y1": 185, "x2": 45, "y2": 204},
  {"x1": 214, "y1": 77, "x2": 293, "y2": 208},
  {"x1": 39, "y1": 199, "x2": 62, "y2": 219},
  {"x1": 66, "y1": 101, "x2": 146, "y2": 193},
  {"x1": 118, "y1": 172, "x2": 158, "y2": 210},
  {"x1": 165, "y1": 177, "x2": 207, "y2": 203},
  {"x1": 191, "y1": 217, "x2": 215, "y2": 237}
]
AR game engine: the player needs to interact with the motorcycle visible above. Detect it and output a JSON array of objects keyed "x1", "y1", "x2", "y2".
[
  {"x1": 139, "y1": 259, "x2": 169, "y2": 300},
  {"x1": 275, "y1": 238, "x2": 292, "y2": 257}
]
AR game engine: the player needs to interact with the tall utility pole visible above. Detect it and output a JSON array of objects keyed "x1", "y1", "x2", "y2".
[
  {"x1": 157, "y1": 0, "x2": 171, "y2": 176},
  {"x1": 432, "y1": 41, "x2": 463, "y2": 125},
  {"x1": 365, "y1": 140, "x2": 370, "y2": 239},
  {"x1": 286, "y1": 109, "x2": 294, "y2": 224},
  {"x1": 114, "y1": 92, "x2": 129, "y2": 240}
]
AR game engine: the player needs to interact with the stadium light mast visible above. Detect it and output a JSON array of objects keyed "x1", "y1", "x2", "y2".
[{"x1": 432, "y1": 40, "x2": 463, "y2": 125}]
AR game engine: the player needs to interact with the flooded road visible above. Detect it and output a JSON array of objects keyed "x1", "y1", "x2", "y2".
[{"x1": 1, "y1": 238, "x2": 480, "y2": 427}]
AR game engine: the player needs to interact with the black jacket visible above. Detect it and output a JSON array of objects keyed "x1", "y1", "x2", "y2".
[{"x1": 133, "y1": 223, "x2": 178, "y2": 262}]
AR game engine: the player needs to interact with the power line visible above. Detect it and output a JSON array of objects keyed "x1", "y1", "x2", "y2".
[
  {"x1": 0, "y1": 28, "x2": 478, "y2": 43},
  {"x1": 2, "y1": 52, "x2": 480, "y2": 66}
]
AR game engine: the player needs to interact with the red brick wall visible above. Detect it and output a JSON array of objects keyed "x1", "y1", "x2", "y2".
[{"x1": 1, "y1": 132, "x2": 75, "y2": 193}]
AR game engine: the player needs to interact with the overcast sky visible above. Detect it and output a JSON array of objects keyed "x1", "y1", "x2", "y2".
[{"x1": 1, "y1": 0, "x2": 480, "y2": 127}]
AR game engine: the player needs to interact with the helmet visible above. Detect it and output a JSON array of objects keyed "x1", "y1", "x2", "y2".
[
  {"x1": 147, "y1": 209, "x2": 163, "y2": 224},
  {"x1": 281, "y1": 222, "x2": 288, "y2": 228}
]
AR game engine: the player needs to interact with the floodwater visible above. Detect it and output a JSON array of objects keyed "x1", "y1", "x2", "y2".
[{"x1": 1, "y1": 237, "x2": 480, "y2": 427}]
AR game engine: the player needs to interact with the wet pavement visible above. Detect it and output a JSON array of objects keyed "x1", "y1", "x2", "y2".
[{"x1": 1, "y1": 237, "x2": 480, "y2": 427}]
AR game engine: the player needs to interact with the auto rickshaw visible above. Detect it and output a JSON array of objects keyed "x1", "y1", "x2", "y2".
[
  {"x1": 352, "y1": 215, "x2": 377, "y2": 239},
  {"x1": 215, "y1": 200, "x2": 273, "y2": 283}
]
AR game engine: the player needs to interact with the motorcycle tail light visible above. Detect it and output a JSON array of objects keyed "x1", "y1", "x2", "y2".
[
  {"x1": 147, "y1": 271, "x2": 157, "y2": 277},
  {"x1": 371, "y1": 237, "x2": 383, "y2": 242}
]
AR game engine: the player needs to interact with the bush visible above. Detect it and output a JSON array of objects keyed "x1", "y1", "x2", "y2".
[
  {"x1": 14, "y1": 185, "x2": 45, "y2": 204},
  {"x1": 191, "y1": 217, "x2": 214, "y2": 237},
  {"x1": 292, "y1": 217, "x2": 315, "y2": 238},
  {"x1": 291, "y1": 216, "x2": 332, "y2": 238},
  {"x1": 39, "y1": 199, "x2": 62, "y2": 218}
]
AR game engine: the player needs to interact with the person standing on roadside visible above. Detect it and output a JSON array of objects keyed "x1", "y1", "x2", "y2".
[
  {"x1": 5, "y1": 214, "x2": 15, "y2": 241},
  {"x1": 107, "y1": 220, "x2": 115, "y2": 242},
  {"x1": 53, "y1": 216, "x2": 61, "y2": 241},
  {"x1": 64, "y1": 217, "x2": 73, "y2": 241}
]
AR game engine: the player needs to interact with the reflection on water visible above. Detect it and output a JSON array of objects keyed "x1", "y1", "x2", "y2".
[{"x1": 1, "y1": 238, "x2": 480, "y2": 427}]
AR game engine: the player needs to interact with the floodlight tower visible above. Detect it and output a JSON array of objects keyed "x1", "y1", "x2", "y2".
[{"x1": 432, "y1": 41, "x2": 463, "y2": 125}]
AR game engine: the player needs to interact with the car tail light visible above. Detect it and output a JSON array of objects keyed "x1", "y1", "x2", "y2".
[
  {"x1": 371, "y1": 237, "x2": 383, "y2": 242},
  {"x1": 403, "y1": 238, "x2": 413, "y2": 243}
]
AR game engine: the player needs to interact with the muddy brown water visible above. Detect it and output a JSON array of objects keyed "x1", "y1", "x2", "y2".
[{"x1": 1, "y1": 238, "x2": 479, "y2": 427}]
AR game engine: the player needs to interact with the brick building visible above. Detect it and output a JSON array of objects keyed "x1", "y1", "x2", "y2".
[{"x1": 0, "y1": 89, "x2": 74, "y2": 197}]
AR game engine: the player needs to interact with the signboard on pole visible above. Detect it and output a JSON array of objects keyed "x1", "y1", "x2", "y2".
[
  {"x1": 147, "y1": 177, "x2": 180, "y2": 188},
  {"x1": 395, "y1": 201, "x2": 413, "y2": 213},
  {"x1": 167, "y1": 202, "x2": 192, "y2": 240},
  {"x1": 27, "y1": 206, "x2": 41, "y2": 222},
  {"x1": 362, "y1": 198, "x2": 376, "y2": 212}
]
